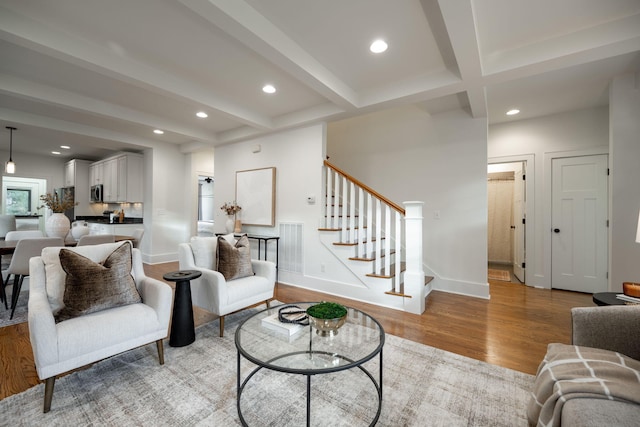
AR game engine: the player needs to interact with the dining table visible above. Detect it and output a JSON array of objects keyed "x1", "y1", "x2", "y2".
[{"x1": 0, "y1": 235, "x2": 137, "y2": 256}]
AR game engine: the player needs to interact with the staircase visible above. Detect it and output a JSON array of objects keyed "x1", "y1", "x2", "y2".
[{"x1": 319, "y1": 160, "x2": 433, "y2": 314}]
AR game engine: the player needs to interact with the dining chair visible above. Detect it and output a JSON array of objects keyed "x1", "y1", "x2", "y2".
[
  {"x1": 0, "y1": 215, "x2": 17, "y2": 240},
  {"x1": 77, "y1": 234, "x2": 116, "y2": 246},
  {"x1": 5, "y1": 230, "x2": 45, "y2": 241},
  {"x1": 3, "y1": 237, "x2": 65, "y2": 319},
  {"x1": 2, "y1": 230, "x2": 46, "y2": 272}
]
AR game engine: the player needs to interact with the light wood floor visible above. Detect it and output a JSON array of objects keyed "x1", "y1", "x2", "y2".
[{"x1": 0, "y1": 262, "x2": 594, "y2": 401}]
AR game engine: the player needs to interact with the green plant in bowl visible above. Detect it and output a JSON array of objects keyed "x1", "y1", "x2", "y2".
[{"x1": 306, "y1": 302, "x2": 348, "y2": 336}]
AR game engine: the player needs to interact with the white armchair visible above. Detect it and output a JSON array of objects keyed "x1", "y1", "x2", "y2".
[
  {"x1": 178, "y1": 236, "x2": 276, "y2": 337},
  {"x1": 28, "y1": 242, "x2": 172, "y2": 412}
]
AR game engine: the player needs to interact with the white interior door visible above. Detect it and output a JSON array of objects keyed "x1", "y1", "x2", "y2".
[
  {"x1": 513, "y1": 163, "x2": 525, "y2": 283},
  {"x1": 551, "y1": 155, "x2": 608, "y2": 293}
]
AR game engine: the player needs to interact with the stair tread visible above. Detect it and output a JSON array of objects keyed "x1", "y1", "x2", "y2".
[
  {"x1": 366, "y1": 262, "x2": 406, "y2": 278},
  {"x1": 332, "y1": 237, "x2": 384, "y2": 247},
  {"x1": 349, "y1": 249, "x2": 395, "y2": 262},
  {"x1": 384, "y1": 276, "x2": 434, "y2": 297}
]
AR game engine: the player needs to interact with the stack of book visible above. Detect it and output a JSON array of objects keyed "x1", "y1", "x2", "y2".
[
  {"x1": 261, "y1": 312, "x2": 306, "y2": 336},
  {"x1": 615, "y1": 294, "x2": 640, "y2": 304}
]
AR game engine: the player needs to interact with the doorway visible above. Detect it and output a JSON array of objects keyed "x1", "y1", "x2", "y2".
[
  {"x1": 551, "y1": 154, "x2": 608, "y2": 293},
  {"x1": 197, "y1": 175, "x2": 214, "y2": 236},
  {"x1": 2, "y1": 176, "x2": 47, "y2": 231},
  {"x1": 487, "y1": 162, "x2": 526, "y2": 283}
]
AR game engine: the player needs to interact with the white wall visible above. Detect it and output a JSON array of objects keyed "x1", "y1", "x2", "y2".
[
  {"x1": 186, "y1": 149, "x2": 214, "y2": 237},
  {"x1": 0, "y1": 149, "x2": 66, "y2": 193},
  {"x1": 488, "y1": 107, "x2": 609, "y2": 288},
  {"x1": 142, "y1": 142, "x2": 191, "y2": 263},
  {"x1": 213, "y1": 125, "x2": 367, "y2": 291},
  {"x1": 610, "y1": 72, "x2": 640, "y2": 291},
  {"x1": 328, "y1": 106, "x2": 490, "y2": 298}
]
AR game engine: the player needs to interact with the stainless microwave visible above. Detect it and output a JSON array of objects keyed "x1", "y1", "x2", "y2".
[{"x1": 90, "y1": 184, "x2": 103, "y2": 202}]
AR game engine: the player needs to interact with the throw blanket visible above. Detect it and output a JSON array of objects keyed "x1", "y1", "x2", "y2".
[{"x1": 527, "y1": 343, "x2": 640, "y2": 427}]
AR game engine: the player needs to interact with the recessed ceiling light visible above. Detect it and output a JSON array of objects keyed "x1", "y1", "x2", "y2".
[
  {"x1": 370, "y1": 39, "x2": 388, "y2": 53},
  {"x1": 262, "y1": 84, "x2": 276, "y2": 94},
  {"x1": 196, "y1": 111, "x2": 208, "y2": 118},
  {"x1": 51, "y1": 151, "x2": 61, "y2": 155},
  {"x1": 506, "y1": 109, "x2": 520, "y2": 116},
  {"x1": 153, "y1": 129, "x2": 164, "y2": 134},
  {"x1": 60, "y1": 145, "x2": 70, "y2": 149}
]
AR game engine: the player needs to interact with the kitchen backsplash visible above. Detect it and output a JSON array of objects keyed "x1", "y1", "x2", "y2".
[{"x1": 86, "y1": 202, "x2": 143, "y2": 218}]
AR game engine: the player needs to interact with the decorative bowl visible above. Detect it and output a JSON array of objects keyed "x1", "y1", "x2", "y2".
[
  {"x1": 308, "y1": 314, "x2": 347, "y2": 336},
  {"x1": 306, "y1": 302, "x2": 348, "y2": 337},
  {"x1": 623, "y1": 282, "x2": 640, "y2": 298}
]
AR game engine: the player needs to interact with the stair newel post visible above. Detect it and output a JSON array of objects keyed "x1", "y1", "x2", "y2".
[{"x1": 403, "y1": 201, "x2": 426, "y2": 314}]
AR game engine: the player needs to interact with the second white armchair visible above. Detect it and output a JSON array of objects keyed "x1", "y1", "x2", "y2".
[{"x1": 178, "y1": 235, "x2": 276, "y2": 337}]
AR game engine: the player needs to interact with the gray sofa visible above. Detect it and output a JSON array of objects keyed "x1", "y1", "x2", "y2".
[{"x1": 528, "y1": 305, "x2": 640, "y2": 426}]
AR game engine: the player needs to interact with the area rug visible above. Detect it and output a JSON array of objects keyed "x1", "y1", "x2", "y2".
[
  {"x1": 488, "y1": 269, "x2": 511, "y2": 282},
  {"x1": 0, "y1": 304, "x2": 533, "y2": 426}
]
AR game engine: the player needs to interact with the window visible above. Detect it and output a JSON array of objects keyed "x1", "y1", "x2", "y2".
[{"x1": 6, "y1": 188, "x2": 32, "y2": 215}]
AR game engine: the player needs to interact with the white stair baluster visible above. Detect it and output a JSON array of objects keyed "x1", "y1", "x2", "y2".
[
  {"x1": 375, "y1": 199, "x2": 382, "y2": 274},
  {"x1": 384, "y1": 205, "x2": 391, "y2": 278},
  {"x1": 357, "y1": 187, "x2": 364, "y2": 257}
]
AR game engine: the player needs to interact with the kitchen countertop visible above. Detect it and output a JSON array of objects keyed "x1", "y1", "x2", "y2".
[{"x1": 75, "y1": 216, "x2": 143, "y2": 224}]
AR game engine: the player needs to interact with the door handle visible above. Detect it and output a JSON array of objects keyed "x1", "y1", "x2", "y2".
[{"x1": 553, "y1": 228, "x2": 560, "y2": 233}]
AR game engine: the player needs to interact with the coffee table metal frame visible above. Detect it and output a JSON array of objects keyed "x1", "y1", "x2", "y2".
[{"x1": 235, "y1": 302, "x2": 385, "y2": 427}]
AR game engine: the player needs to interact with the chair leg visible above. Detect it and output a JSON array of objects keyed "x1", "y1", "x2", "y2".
[
  {"x1": 2, "y1": 273, "x2": 10, "y2": 309},
  {"x1": 219, "y1": 316, "x2": 225, "y2": 337},
  {"x1": 0, "y1": 274, "x2": 6, "y2": 308},
  {"x1": 9, "y1": 275, "x2": 24, "y2": 320},
  {"x1": 43, "y1": 377, "x2": 55, "y2": 413},
  {"x1": 156, "y1": 339, "x2": 165, "y2": 365}
]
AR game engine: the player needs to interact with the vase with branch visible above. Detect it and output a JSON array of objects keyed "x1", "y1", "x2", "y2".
[
  {"x1": 38, "y1": 192, "x2": 77, "y2": 238},
  {"x1": 220, "y1": 201, "x2": 242, "y2": 233}
]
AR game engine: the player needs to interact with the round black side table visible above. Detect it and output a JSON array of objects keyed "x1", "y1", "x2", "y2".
[
  {"x1": 592, "y1": 292, "x2": 626, "y2": 306},
  {"x1": 163, "y1": 270, "x2": 202, "y2": 347}
]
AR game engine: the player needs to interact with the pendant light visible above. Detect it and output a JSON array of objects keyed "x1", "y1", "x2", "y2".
[{"x1": 5, "y1": 126, "x2": 16, "y2": 174}]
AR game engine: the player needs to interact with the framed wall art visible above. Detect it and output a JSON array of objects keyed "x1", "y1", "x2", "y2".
[{"x1": 235, "y1": 167, "x2": 276, "y2": 226}]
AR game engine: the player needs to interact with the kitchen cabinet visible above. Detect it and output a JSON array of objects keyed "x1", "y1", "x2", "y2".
[
  {"x1": 87, "y1": 222, "x2": 141, "y2": 236},
  {"x1": 102, "y1": 157, "x2": 118, "y2": 202},
  {"x1": 89, "y1": 161, "x2": 103, "y2": 187},
  {"x1": 64, "y1": 159, "x2": 91, "y2": 188},
  {"x1": 90, "y1": 153, "x2": 143, "y2": 203},
  {"x1": 64, "y1": 159, "x2": 92, "y2": 216}
]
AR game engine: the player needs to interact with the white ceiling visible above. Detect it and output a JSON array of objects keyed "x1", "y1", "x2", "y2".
[{"x1": 1, "y1": 0, "x2": 639, "y2": 160}]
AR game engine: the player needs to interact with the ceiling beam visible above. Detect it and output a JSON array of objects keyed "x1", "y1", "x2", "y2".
[
  {"x1": 0, "y1": 5, "x2": 273, "y2": 130},
  {"x1": 0, "y1": 74, "x2": 218, "y2": 144},
  {"x1": 179, "y1": 0, "x2": 360, "y2": 110},
  {"x1": 436, "y1": 0, "x2": 487, "y2": 118},
  {"x1": 0, "y1": 108, "x2": 158, "y2": 149}
]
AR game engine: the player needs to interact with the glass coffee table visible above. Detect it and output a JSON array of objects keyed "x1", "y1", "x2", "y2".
[{"x1": 235, "y1": 302, "x2": 385, "y2": 426}]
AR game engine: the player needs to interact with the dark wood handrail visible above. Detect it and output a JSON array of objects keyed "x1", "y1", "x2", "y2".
[{"x1": 324, "y1": 160, "x2": 406, "y2": 215}]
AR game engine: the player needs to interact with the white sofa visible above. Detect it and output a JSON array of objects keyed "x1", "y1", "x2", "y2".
[
  {"x1": 28, "y1": 242, "x2": 172, "y2": 412},
  {"x1": 178, "y1": 236, "x2": 276, "y2": 337}
]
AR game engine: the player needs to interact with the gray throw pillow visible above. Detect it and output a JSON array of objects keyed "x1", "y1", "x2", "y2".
[
  {"x1": 55, "y1": 243, "x2": 141, "y2": 323},
  {"x1": 217, "y1": 234, "x2": 254, "y2": 280}
]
